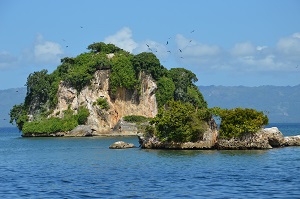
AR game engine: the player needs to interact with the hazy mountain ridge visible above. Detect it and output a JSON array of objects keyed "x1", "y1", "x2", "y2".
[
  {"x1": 199, "y1": 85, "x2": 300, "y2": 123},
  {"x1": 1, "y1": 85, "x2": 299, "y2": 127}
]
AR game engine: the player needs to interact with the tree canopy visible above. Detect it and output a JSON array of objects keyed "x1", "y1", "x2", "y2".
[
  {"x1": 210, "y1": 107, "x2": 269, "y2": 139},
  {"x1": 150, "y1": 100, "x2": 209, "y2": 142},
  {"x1": 133, "y1": 52, "x2": 167, "y2": 80}
]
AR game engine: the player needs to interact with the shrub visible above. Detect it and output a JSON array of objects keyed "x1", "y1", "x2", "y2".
[
  {"x1": 22, "y1": 116, "x2": 78, "y2": 134},
  {"x1": 155, "y1": 77, "x2": 175, "y2": 108},
  {"x1": 150, "y1": 100, "x2": 208, "y2": 142},
  {"x1": 218, "y1": 108, "x2": 269, "y2": 139},
  {"x1": 77, "y1": 106, "x2": 90, "y2": 125},
  {"x1": 96, "y1": 98, "x2": 110, "y2": 110},
  {"x1": 123, "y1": 115, "x2": 149, "y2": 123}
]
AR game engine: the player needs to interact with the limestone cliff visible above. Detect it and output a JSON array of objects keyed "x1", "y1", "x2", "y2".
[{"x1": 52, "y1": 70, "x2": 157, "y2": 135}]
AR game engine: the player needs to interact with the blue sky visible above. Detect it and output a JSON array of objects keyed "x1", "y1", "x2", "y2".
[{"x1": 1, "y1": 0, "x2": 300, "y2": 90}]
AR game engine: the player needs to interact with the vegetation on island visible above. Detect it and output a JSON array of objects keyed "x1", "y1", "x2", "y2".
[
  {"x1": 123, "y1": 115, "x2": 150, "y2": 124},
  {"x1": 147, "y1": 100, "x2": 211, "y2": 142},
  {"x1": 211, "y1": 107, "x2": 269, "y2": 139},
  {"x1": 9, "y1": 42, "x2": 268, "y2": 139}
]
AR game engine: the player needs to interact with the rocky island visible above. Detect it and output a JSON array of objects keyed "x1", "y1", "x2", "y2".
[{"x1": 9, "y1": 42, "x2": 300, "y2": 149}]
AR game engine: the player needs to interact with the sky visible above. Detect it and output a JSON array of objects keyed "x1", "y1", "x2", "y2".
[{"x1": 0, "y1": 0, "x2": 300, "y2": 90}]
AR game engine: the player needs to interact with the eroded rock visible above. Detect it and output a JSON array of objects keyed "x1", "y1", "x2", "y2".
[{"x1": 109, "y1": 141, "x2": 136, "y2": 149}]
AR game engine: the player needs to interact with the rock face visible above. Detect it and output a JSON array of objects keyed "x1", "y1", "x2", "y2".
[
  {"x1": 65, "y1": 125, "x2": 93, "y2": 137},
  {"x1": 51, "y1": 70, "x2": 157, "y2": 135},
  {"x1": 216, "y1": 127, "x2": 285, "y2": 150},
  {"x1": 109, "y1": 141, "x2": 136, "y2": 149},
  {"x1": 138, "y1": 118, "x2": 219, "y2": 149},
  {"x1": 284, "y1": 135, "x2": 300, "y2": 146}
]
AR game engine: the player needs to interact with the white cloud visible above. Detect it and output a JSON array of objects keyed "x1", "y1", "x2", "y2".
[
  {"x1": 256, "y1": 45, "x2": 268, "y2": 51},
  {"x1": 101, "y1": 29, "x2": 300, "y2": 73},
  {"x1": 176, "y1": 34, "x2": 220, "y2": 57},
  {"x1": 0, "y1": 34, "x2": 64, "y2": 72},
  {"x1": 0, "y1": 51, "x2": 18, "y2": 69},
  {"x1": 276, "y1": 32, "x2": 300, "y2": 58},
  {"x1": 33, "y1": 34, "x2": 63, "y2": 64},
  {"x1": 104, "y1": 27, "x2": 137, "y2": 53},
  {"x1": 171, "y1": 33, "x2": 300, "y2": 73},
  {"x1": 230, "y1": 42, "x2": 256, "y2": 56}
]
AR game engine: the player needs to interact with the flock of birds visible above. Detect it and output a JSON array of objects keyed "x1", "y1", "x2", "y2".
[
  {"x1": 62, "y1": 26, "x2": 197, "y2": 61},
  {"x1": 145, "y1": 29, "x2": 196, "y2": 60}
]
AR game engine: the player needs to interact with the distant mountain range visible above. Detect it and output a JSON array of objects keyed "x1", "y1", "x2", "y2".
[
  {"x1": 199, "y1": 85, "x2": 300, "y2": 123},
  {"x1": 1, "y1": 85, "x2": 299, "y2": 127}
]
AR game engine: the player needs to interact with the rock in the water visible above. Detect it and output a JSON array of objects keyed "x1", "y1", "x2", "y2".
[
  {"x1": 66, "y1": 125, "x2": 93, "y2": 137},
  {"x1": 109, "y1": 141, "x2": 135, "y2": 149},
  {"x1": 216, "y1": 127, "x2": 285, "y2": 150},
  {"x1": 284, "y1": 135, "x2": 300, "y2": 146},
  {"x1": 138, "y1": 118, "x2": 219, "y2": 149}
]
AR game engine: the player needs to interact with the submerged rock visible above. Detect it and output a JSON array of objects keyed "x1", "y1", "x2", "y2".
[{"x1": 109, "y1": 141, "x2": 136, "y2": 149}]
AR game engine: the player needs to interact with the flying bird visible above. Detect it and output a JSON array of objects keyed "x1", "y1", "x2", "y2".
[
  {"x1": 167, "y1": 50, "x2": 171, "y2": 53},
  {"x1": 166, "y1": 41, "x2": 168, "y2": 45},
  {"x1": 190, "y1": 30, "x2": 195, "y2": 33},
  {"x1": 179, "y1": 49, "x2": 182, "y2": 52}
]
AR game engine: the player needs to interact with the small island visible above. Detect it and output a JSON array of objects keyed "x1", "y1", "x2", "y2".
[{"x1": 9, "y1": 42, "x2": 300, "y2": 149}]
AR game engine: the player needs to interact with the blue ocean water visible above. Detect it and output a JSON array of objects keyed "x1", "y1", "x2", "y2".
[{"x1": 0, "y1": 124, "x2": 299, "y2": 198}]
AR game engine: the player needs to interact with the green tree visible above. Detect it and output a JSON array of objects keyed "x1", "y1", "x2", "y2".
[
  {"x1": 150, "y1": 100, "x2": 208, "y2": 142},
  {"x1": 9, "y1": 103, "x2": 28, "y2": 130},
  {"x1": 155, "y1": 77, "x2": 175, "y2": 108},
  {"x1": 109, "y1": 54, "x2": 137, "y2": 95},
  {"x1": 187, "y1": 85, "x2": 207, "y2": 109},
  {"x1": 218, "y1": 108, "x2": 269, "y2": 138},
  {"x1": 87, "y1": 42, "x2": 122, "y2": 53},
  {"x1": 133, "y1": 52, "x2": 167, "y2": 80},
  {"x1": 167, "y1": 68, "x2": 207, "y2": 109},
  {"x1": 77, "y1": 106, "x2": 90, "y2": 125},
  {"x1": 24, "y1": 69, "x2": 51, "y2": 107}
]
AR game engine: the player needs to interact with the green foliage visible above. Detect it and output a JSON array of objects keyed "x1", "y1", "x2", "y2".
[
  {"x1": 109, "y1": 54, "x2": 137, "y2": 95},
  {"x1": 123, "y1": 115, "x2": 149, "y2": 123},
  {"x1": 9, "y1": 103, "x2": 28, "y2": 130},
  {"x1": 24, "y1": 69, "x2": 51, "y2": 107},
  {"x1": 155, "y1": 77, "x2": 175, "y2": 108},
  {"x1": 22, "y1": 107, "x2": 90, "y2": 134},
  {"x1": 218, "y1": 108, "x2": 269, "y2": 139},
  {"x1": 167, "y1": 68, "x2": 207, "y2": 109},
  {"x1": 87, "y1": 42, "x2": 123, "y2": 53},
  {"x1": 77, "y1": 106, "x2": 90, "y2": 125},
  {"x1": 96, "y1": 98, "x2": 110, "y2": 110},
  {"x1": 187, "y1": 85, "x2": 207, "y2": 109},
  {"x1": 150, "y1": 100, "x2": 208, "y2": 142},
  {"x1": 133, "y1": 52, "x2": 167, "y2": 80},
  {"x1": 22, "y1": 116, "x2": 78, "y2": 134}
]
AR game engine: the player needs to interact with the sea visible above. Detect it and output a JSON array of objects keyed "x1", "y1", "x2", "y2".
[{"x1": 0, "y1": 123, "x2": 299, "y2": 198}]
